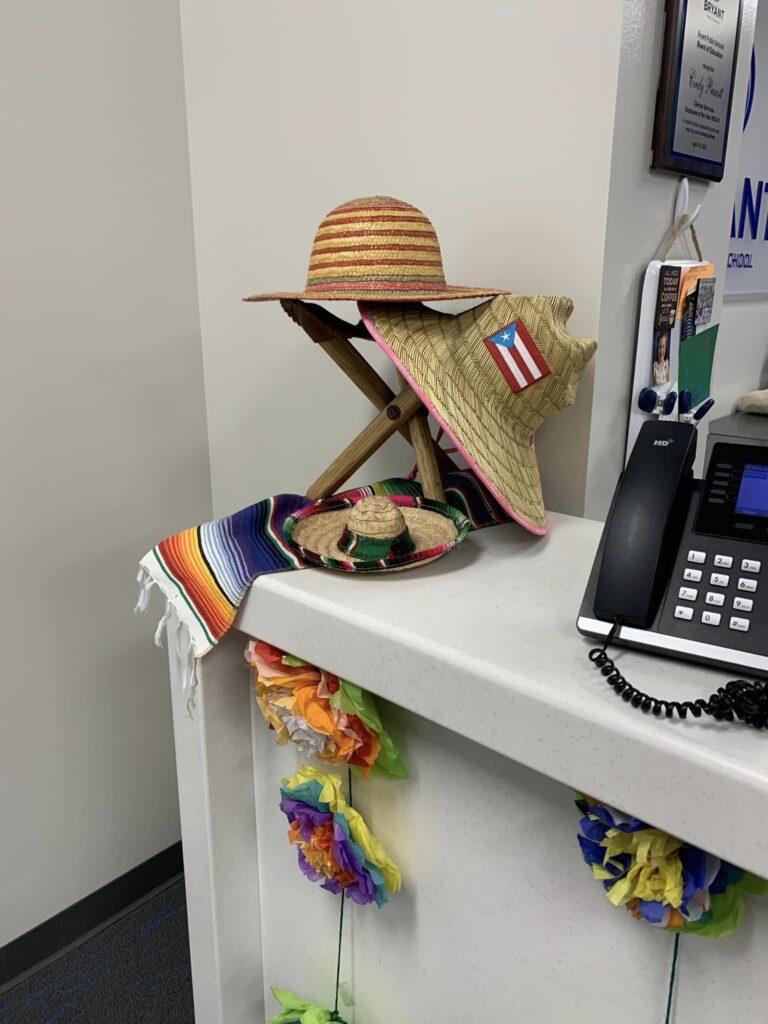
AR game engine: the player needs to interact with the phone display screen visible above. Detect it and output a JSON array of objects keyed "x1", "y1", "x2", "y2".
[
  {"x1": 696, "y1": 443, "x2": 768, "y2": 544},
  {"x1": 736, "y1": 464, "x2": 768, "y2": 518}
]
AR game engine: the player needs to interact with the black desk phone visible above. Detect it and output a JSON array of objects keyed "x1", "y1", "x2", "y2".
[{"x1": 578, "y1": 419, "x2": 768, "y2": 684}]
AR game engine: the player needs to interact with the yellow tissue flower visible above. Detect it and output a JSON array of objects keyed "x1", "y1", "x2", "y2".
[{"x1": 596, "y1": 827, "x2": 684, "y2": 909}]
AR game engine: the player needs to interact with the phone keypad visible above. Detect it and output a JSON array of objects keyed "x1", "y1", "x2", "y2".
[{"x1": 673, "y1": 547, "x2": 761, "y2": 638}]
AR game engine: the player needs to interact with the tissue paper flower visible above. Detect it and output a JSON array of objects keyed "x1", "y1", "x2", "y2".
[
  {"x1": 266, "y1": 988, "x2": 346, "y2": 1024},
  {"x1": 280, "y1": 765, "x2": 401, "y2": 906},
  {"x1": 245, "y1": 640, "x2": 407, "y2": 779},
  {"x1": 576, "y1": 797, "x2": 767, "y2": 936}
]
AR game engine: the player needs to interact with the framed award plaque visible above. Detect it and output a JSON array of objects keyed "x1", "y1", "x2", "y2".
[{"x1": 652, "y1": 0, "x2": 743, "y2": 182}]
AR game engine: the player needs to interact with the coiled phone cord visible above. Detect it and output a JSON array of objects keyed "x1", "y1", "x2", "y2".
[{"x1": 588, "y1": 621, "x2": 768, "y2": 729}]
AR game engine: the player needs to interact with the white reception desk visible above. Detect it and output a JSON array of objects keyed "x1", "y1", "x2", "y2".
[{"x1": 166, "y1": 513, "x2": 768, "y2": 1024}]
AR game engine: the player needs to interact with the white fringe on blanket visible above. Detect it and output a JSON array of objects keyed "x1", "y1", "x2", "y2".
[
  {"x1": 134, "y1": 567, "x2": 198, "y2": 711},
  {"x1": 135, "y1": 556, "x2": 214, "y2": 659},
  {"x1": 134, "y1": 567, "x2": 154, "y2": 615}
]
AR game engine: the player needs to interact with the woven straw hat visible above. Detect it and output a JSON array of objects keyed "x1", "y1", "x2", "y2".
[
  {"x1": 361, "y1": 296, "x2": 597, "y2": 535},
  {"x1": 284, "y1": 494, "x2": 470, "y2": 573},
  {"x1": 244, "y1": 196, "x2": 506, "y2": 303}
]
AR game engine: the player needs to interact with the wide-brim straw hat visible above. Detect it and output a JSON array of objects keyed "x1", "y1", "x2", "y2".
[
  {"x1": 284, "y1": 494, "x2": 470, "y2": 573},
  {"x1": 244, "y1": 196, "x2": 507, "y2": 303},
  {"x1": 361, "y1": 296, "x2": 597, "y2": 535}
]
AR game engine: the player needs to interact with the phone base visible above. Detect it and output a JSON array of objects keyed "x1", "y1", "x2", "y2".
[{"x1": 577, "y1": 615, "x2": 768, "y2": 679}]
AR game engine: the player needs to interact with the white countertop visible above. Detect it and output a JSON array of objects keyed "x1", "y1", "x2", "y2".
[{"x1": 238, "y1": 513, "x2": 768, "y2": 876}]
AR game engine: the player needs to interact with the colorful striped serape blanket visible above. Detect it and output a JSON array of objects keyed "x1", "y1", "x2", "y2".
[{"x1": 136, "y1": 471, "x2": 509, "y2": 681}]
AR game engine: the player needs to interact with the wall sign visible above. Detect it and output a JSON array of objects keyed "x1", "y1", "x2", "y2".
[
  {"x1": 652, "y1": 0, "x2": 743, "y2": 182},
  {"x1": 727, "y1": 2, "x2": 768, "y2": 295}
]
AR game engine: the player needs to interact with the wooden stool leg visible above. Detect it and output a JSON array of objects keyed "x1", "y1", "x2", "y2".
[
  {"x1": 314, "y1": 336, "x2": 456, "y2": 475},
  {"x1": 394, "y1": 370, "x2": 446, "y2": 502},
  {"x1": 317, "y1": 336, "x2": 398, "y2": 414},
  {"x1": 306, "y1": 385, "x2": 423, "y2": 500},
  {"x1": 282, "y1": 299, "x2": 456, "y2": 476},
  {"x1": 409, "y1": 412, "x2": 446, "y2": 502}
]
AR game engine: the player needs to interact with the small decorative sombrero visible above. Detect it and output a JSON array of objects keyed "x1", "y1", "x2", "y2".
[
  {"x1": 284, "y1": 495, "x2": 470, "y2": 573},
  {"x1": 361, "y1": 296, "x2": 597, "y2": 536},
  {"x1": 244, "y1": 196, "x2": 507, "y2": 303}
]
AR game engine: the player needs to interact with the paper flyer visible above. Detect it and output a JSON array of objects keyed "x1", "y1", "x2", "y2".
[{"x1": 676, "y1": 263, "x2": 716, "y2": 318}]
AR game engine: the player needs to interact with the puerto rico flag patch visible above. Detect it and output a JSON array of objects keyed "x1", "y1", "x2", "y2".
[{"x1": 483, "y1": 320, "x2": 551, "y2": 394}]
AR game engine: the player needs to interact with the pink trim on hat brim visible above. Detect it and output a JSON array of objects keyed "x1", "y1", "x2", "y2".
[{"x1": 360, "y1": 304, "x2": 549, "y2": 537}]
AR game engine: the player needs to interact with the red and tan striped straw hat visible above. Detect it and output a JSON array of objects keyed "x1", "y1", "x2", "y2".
[{"x1": 244, "y1": 196, "x2": 507, "y2": 303}]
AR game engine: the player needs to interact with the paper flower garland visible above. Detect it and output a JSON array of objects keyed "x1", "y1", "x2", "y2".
[
  {"x1": 266, "y1": 988, "x2": 346, "y2": 1024},
  {"x1": 577, "y1": 797, "x2": 767, "y2": 936},
  {"x1": 246, "y1": 640, "x2": 408, "y2": 779},
  {"x1": 280, "y1": 765, "x2": 401, "y2": 906}
]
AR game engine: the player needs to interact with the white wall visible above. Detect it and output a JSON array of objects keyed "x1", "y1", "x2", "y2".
[
  {"x1": 717, "y1": 0, "x2": 768, "y2": 415},
  {"x1": 0, "y1": 0, "x2": 210, "y2": 943},
  {"x1": 719, "y1": 296, "x2": 768, "y2": 411},
  {"x1": 179, "y1": 0, "x2": 623, "y2": 518},
  {"x1": 586, "y1": 0, "x2": 760, "y2": 519}
]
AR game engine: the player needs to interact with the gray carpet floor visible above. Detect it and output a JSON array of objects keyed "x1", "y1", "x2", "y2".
[{"x1": 0, "y1": 880, "x2": 194, "y2": 1024}]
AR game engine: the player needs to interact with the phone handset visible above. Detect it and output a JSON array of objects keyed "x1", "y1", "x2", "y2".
[{"x1": 594, "y1": 420, "x2": 697, "y2": 629}]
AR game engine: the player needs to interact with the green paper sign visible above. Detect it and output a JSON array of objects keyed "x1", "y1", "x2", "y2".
[{"x1": 679, "y1": 322, "x2": 718, "y2": 408}]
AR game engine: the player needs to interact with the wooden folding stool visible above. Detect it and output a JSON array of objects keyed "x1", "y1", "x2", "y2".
[{"x1": 281, "y1": 299, "x2": 452, "y2": 502}]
